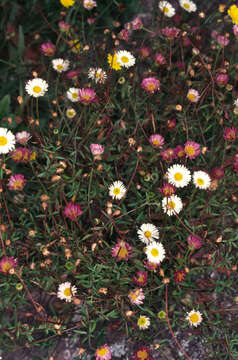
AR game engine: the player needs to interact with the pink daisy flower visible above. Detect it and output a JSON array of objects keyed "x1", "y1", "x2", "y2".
[
  {"x1": 167, "y1": 118, "x2": 176, "y2": 130},
  {"x1": 154, "y1": 53, "x2": 166, "y2": 65},
  {"x1": 211, "y1": 167, "x2": 224, "y2": 180},
  {"x1": 174, "y1": 145, "x2": 185, "y2": 159},
  {"x1": 217, "y1": 35, "x2": 229, "y2": 47},
  {"x1": 141, "y1": 77, "x2": 160, "y2": 94},
  {"x1": 144, "y1": 260, "x2": 160, "y2": 272},
  {"x1": 187, "y1": 89, "x2": 200, "y2": 103},
  {"x1": 11, "y1": 147, "x2": 32, "y2": 163},
  {"x1": 15, "y1": 131, "x2": 31, "y2": 145},
  {"x1": 90, "y1": 143, "x2": 104, "y2": 155},
  {"x1": 112, "y1": 240, "x2": 132, "y2": 261},
  {"x1": 131, "y1": 17, "x2": 143, "y2": 30},
  {"x1": 0, "y1": 256, "x2": 17, "y2": 274},
  {"x1": 118, "y1": 29, "x2": 130, "y2": 41},
  {"x1": 95, "y1": 344, "x2": 112, "y2": 360},
  {"x1": 40, "y1": 42, "x2": 56, "y2": 56},
  {"x1": 162, "y1": 27, "x2": 180, "y2": 39},
  {"x1": 149, "y1": 134, "x2": 164, "y2": 148},
  {"x1": 133, "y1": 346, "x2": 152, "y2": 360},
  {"x1": 138, "y1": 46, "x2": 151, "y2": 59},
  {"x1": 133, "y1": 271, "x2": 148, "y2": 286},
  {"x1": 160, "y1": 148, "x2": 175, "y2": 162},
  {"x1": 184, "y1": 141, "x2": 200, "y2": 159},
  {"x1": 215, "y1": 73, "x2": 229, "y2": 86},
  {"x1": 78, "y1": 88, "x2": 97, "y2": 104},
  {"x1": 58, "y1": 21, "x2": 70, "y2": 32},
  {"x1": 223, "y1": 127, "x2": 237, "y2": 142},
  {"x1": 128, "y1": 288, "x2": 145, "y2": 305},
  {"x1": 159, "y1": 182, "x2": 176, "y2": 197},
  {"x1": 187, "y1": 235, "x2": 202, "y2": 250},
  {"x1": 174, "y1": 269, "x2": 186, "y2": 283},
  {"x1": 64, "y1": 202, "x2": 83, "y2": 221},
  {"x1": 7, "y1": 174, "x2": 26, "y2": 191}
]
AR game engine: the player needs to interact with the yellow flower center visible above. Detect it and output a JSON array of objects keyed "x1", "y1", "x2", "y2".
[
  {"x1": 163, "y1": 6, "x2": 169, "y2": 13},
  {"x1": 174, "y1": 172, "x2": 183, "y2": 181},
  {"x1": 33, "y1": 86, "x2": 42, "y2": 93},
  {"x1": 197, "y1": 178, "x2": 204, "y2": 186},
  {"x1": 13, "y1": 180, "x2": 23, "y2": 190},
  {"x1": 81, "y1": 94, "x2": 91, "y2": 101},
  {"x1": 190, "y1": 313, "x2": 199, "y2": 323},
  {"x1": 144, "y1": 231, "x2": 152, "y2": 238},
  {"x1": 167, "y1": 201, "x2": 175, "y2": 210},
  {"x1": 117, "y1": 247, "x2": 128, "y2": 259},
  {"x1": 151, "y1": 248, "x2": 159, "y2": 257},
  {"x1": 72, "y1": 93, "x2": 78, "y2": 99},
  {"x1": 146, "y1": 83, "x2": 156, "y2": 91},
  {"x1": 113, "y1": 187, "x2": 120, "y2": 195},
  {"x1": 187, "y1": 93, "x2": 195, "y2": 101},
  {"x1": 185, "y1": 145, "x2": 195, "y2": 156},
  {"x1": 95, "y1": 72, "x2": 100, "y2": 78},
  {"x1": 0, "y1": 136, "x2": 8, "y2": 146},
  {"x1": 184, "y1": 3, "x2": 190, "y2": 9},
  {"x1": 152, "y1": 139, "x2": 160, "y2": 145},
  {"x1": 2, "y1": 261, "x2": 12, "y2": 273},
  {"x1": 63, "y1": 287, "x2": 72, "y2": 297},
  {"x1": 97, "y1": 347, "x2": 107, "y2": 356},
  {"x1": 138, "y1": 317, "x2": 146, "y2": 326},
  {"x1": 57, "y1": 64, "x2": 63, "y2": 70},
  {"x1": 137, "y1": 350, "x2": 148, "y2": 360},
  {"x1": 121, "y1": 56, "x2": 129, "y2": 63}
]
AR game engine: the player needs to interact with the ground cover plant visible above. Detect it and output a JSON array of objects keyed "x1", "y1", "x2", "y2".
[{"x1": 0, "y1": 0, "x2": 238, "y2": 359}]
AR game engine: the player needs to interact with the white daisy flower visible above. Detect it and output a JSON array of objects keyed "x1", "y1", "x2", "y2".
[
  {"x1": 88, "y1": 67, "x2": 107, "y2": 84},
  {"x1": 137, "y1": 315, "x2": 151, "y2": 330},
  {"x1": 109, "y1": 180, "x2": 127, "y2": 200},
  {"x1": 83, "y1": 0, "x2": 97, "y2": 10},
  {"x1": 162, "y1": 195, "x2": 183, "y2": 216},
  {"x1": 179, "y1": 0, "x2": 197, "y2": 13},
  {"x1": 234, "y1": 98, "x2": 238, "y2": 107},
  {"x1": 193, "y1": 171, "x2": 211, "y2": 189},
  {"x1": 145, "y1": 241, "x2": 166, "y2": 264},
  {"x1": 158, "y1": 1, "x2": 176, "y2": 17},
  {"x1": 66, "y1": 88, "x2": 80, "y2": 102},
  {"x1": 116, "y1": 50, "x2": 136, "y2": 68},
  {"x1": 25, "y1": 78, "x2": 48, "y2": 98},
  {"x1": 137, "y1": 223, "x2": 159, "y2": 245},
  {"x1": 57, "y1": 282, "x2": 77, "y2": 302},
  {"x1": 52, "y1": 58, "x2": 70, "y2": 72},
  {"x1": 0, "y1": 128, "x2": 15, "y2": 154},
  {"x1": 167, "y1": 164, "x2": 191, "y2": 188},
  {"x1": 66, "y1": 108, "x2": 76, "y2": 119},
  {"x1": 186, "y1": 310, "x2": 203, "y2": 327}
]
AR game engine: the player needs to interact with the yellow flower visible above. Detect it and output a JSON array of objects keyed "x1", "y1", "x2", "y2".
[
  {"x1": 60, "y1": 0, "x2": 75, "y2": 7},
  {"x1": 107, "y1": 53, "x2": 121, "y2": 71},
  {"x1": 228, "y1": 5, "x2": 238, "y2": 24}
]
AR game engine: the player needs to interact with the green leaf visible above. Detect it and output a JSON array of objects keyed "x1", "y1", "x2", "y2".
[
  {"x1": 0, "y1": 95, "x2": 10, "y2": 118},
  {"x1": 18, "y1": 25, "x2": 25, "y2": 57}
]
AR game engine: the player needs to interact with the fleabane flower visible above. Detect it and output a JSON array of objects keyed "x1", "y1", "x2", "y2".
[
  {"x1": 223, "y1": 127, "x2": 237, "y2": 141},
  {"x1": 67, "y1": 88, "x2": 80, "y2": 102},
  {"x1": 116, "y1": 50, "x2": 136, "y2": 68},
  {"x1": 145, "y1": 241, "x2": 165, "y2": 264},
  {"x1": 137, "y1": 223, "x2": 159, "y2": 245},
  {"x1": 90, "y1": 143, "x2": 104, "y2": 155},
  {"x1": 88, "y1": 67, "x2": 107, "y2": 84},
  {"x1": 0, "y1": 256, "x2": 17, "y2": 274},
  {"x1": 64, "y1": 202, "x2": 83, "y2": 221},
  {"x1": 83, "y1": 0, "x2": 97, "y2": 10},
  {"x1": 184, "y1": 141, "x2": 200, "y2": 159},
  {"x1": 7, "y1": 174, "x2": 26, "y2": 191},
  {"x1": 109, "y1": 180, "x2": 126, "y2": 200},
  {"x1": 187, "y1": 89, "x2": 200, "y2": 103},
  {"x1": 159, "y1": 183, "x2": 176, "y2": 197},
  {"x1": 174, "y1": 269, "x2": 186, "y2": 283},
  {"x1": 108, "y1": 53, "x2": 121, "y2": 71},
  {"x1": 179, "y1": 0, "x2": 197, "y2": 12},
  {"x1": 228, "y1": 5, "x2": 238, "y2": 24},
  {"x1": 134, "y1": 346, "x2": 152, "y2": 360},
  {"x1": 162, "y1": 27, "x2": 180, "y2": 39},
  {"x1": 141, "y1": 77, "x2": 160, "y2": 94},
  {"x1": 52, "y1": 58, "x2": 70, "y2": 73},
  {"x1": 149, "y1": 134, "x2": 164, "y2": 148},
  {"x1": 128, "y1": 288, "x2": 145, "y2": 305},
  {"x1": 57, "y1": 282, "x2": 77, "y2": 302},
  {"x1": 186, "y1": 310, "x2": 203, "y2": 327},
  {"x1": 60, "y1": 0, "x2": 75, "y2": 8},
  {"x1": 159, "y1": 1, "x2": 175, "y2": 17},
  {"x1": 193, "y1": 171, "x2": 211, "y2": 189},
  {"x1": 78, "y1": 88, "x2": 97, "y2": 104},
  {"x1": 11, "y1": 147, "x2": 33, "y2": 163},
  {"x1": 187, "y1": 235, "x2": 202, "y2": 250},
  {"x1": 137, "y1": 315, "x2": 150, "y2": 330},
  {"x1": 112, "y1": 240, "x2": 132, "y2": 261},
  {"x1": 167, "y1": 164, "x2": 191, "y2": 188},
  {"x1": 133, "y1": 271, "x2": 148, "y2": 287},
  {"x1": 0, "y1": 128, "x2": 15, "y2": 154},
  {"x1": 162, "y1": 195, "x2": 183, "y2": 216},
  {"x1": 25, "y1": 78, "x2": 48, "y2": 98},
  {"x1": 41, "y1": 42, "x2": 56, "y2": 56},
  {"x1": 95, "y1": 344, "x2": 111, "y2": 360},
  {"x1": 15, "y1": 131, "x2": 31, "y2": 145}
]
